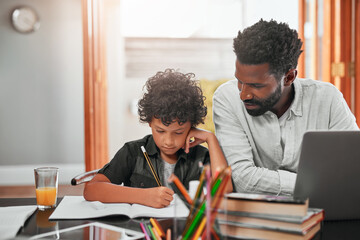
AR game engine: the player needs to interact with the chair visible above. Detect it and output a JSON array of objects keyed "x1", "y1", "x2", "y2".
[{"x1": 71, "y1": 169, "x2": 99, "y2": 185}]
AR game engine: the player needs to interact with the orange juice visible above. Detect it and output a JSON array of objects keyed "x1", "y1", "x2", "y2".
[{"x1": 36, "y1": 187, "x2": 57, "y2": 206}]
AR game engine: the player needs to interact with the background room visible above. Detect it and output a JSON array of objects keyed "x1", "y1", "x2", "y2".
[{"x1": 2, "y1": 0, "x2": 358, "y2": 195}]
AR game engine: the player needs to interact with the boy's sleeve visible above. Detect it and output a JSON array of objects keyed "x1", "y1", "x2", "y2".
[
  {"x1": 203, "y1": 148, "x2": 210, "y2": 165},
  {"x1": 98, "y1": 144, "x2": 134, "y2": 185}
]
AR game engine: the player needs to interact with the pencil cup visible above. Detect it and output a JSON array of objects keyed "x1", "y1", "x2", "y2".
[{"x1": 34, "y1": 167, "x2": 59, "y2": 210}]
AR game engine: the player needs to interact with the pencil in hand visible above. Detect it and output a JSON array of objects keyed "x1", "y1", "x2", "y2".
[{"x1": 141, "y1": 146, "x2": 162, "y2": 187}]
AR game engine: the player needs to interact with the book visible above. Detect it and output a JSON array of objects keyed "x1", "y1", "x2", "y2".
[
  {"x1": 0, "y1": 205, "x2": 37, "y2": 240},
  {"x1": 217, "y1": 208, "x2": 324, "y2": 234},
  {"x1": 218, "y1": 221, "x2": 321, "y2": 240},
  {"x1": 29, "y1": 222, "x2": 144, "y2": 239},
  {"x1": 220, "y1": 192, "x2": 308, "y2": 217},
  {"x1": 49, "y1": 195, "x2": 189, "y2": 220}
]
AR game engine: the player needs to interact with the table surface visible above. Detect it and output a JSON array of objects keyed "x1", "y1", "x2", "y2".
[{"x1": 2, "y1": 198, "x2": 360, "y2": 239}]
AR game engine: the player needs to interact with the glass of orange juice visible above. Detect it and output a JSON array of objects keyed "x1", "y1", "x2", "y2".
[{"x1": 34, "y1": 167, "x2": 59, "y2": 210}]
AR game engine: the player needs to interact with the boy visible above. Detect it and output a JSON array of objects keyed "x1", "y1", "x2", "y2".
[{"x1": 84, "y1": 69, "x2": 232, "y2": 208}]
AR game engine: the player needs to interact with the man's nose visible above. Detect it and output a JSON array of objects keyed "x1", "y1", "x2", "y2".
[{"x1": 240, "y1": 86, "x2": 252, "y2": 101}]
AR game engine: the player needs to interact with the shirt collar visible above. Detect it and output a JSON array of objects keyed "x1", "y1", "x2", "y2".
[
  {"x1": 145, "y1": 135, "x2": 159, "y2": 156},
  {"x1": 262, "y1": 78, "x2": 303, "y2": 118},
  {"x1": 145, "y1": 135, "x2": 188, "y2": 161},
  {"x1": 289, "y1": 78, "x2": 303, "y2": 117}
]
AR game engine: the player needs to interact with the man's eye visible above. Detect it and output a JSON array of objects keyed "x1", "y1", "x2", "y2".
[
  {"x1": 175, "y1": 132, "x2": 184, "y2": 135},
  {"x1": 156, "y1": 130, "x2": 164, "y2": 133}
]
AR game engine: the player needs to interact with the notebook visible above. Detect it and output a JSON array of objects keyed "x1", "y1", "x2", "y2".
[{"x1": 293, "y1": 130, "x2": 360, "y2": 220}]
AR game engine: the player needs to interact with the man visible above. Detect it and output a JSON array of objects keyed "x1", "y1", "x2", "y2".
[{"x1": 213, "y1": 19, "x2": 359, "y2": 196}]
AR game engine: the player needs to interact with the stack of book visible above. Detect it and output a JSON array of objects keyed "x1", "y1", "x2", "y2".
[{"x1": 217, "y1": 193, "x2": 324, "y2": 240}]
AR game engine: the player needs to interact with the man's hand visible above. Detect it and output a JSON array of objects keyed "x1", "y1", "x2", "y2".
[{"x1": 143, "y1": 187, "x2": 174, "y2": 208}]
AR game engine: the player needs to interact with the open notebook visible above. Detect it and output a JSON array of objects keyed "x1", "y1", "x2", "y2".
[{"x1": 50, "y1": 195, "x2": 189, "y2": 220}]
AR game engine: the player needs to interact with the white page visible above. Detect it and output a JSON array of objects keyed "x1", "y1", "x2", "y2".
[
  {"x1": 29, "y1": 222, "x2": 144, "y2": 240},
  {"x1": 50, "y1": 195, "x2": 189, "y2": 220},
  {"x1": 0, "y1": 205, "x2": 37, "y2": 240}
]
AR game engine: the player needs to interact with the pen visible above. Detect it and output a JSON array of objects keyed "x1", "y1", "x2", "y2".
[{"x1": 141, "y1": 146, "x2": 162, "y2": 187}]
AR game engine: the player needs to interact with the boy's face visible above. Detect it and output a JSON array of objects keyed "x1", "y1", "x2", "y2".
[{"x1": 149, "y1": 117, "x2": 192, "y2": 163}]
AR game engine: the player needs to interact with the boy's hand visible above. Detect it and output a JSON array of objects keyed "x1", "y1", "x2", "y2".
[
  {"x1": 184, "y1": 128, "x2": 214, "y2": 153},
  {"x1": 143, "y1": 187, "x2": 174, "y2": 208}
]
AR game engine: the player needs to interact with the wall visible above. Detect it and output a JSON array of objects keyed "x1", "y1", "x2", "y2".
[{"x1": 0, "y1": 0, "x2": 84, "y2": 184}]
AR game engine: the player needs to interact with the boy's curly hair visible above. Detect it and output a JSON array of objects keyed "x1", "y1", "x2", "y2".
[
  {"x1": 138, "y1": 69, "x2": 207, "y2": 127},
  {"x1": 233, "y1": 19, "x2": 303, "y2": 80}
]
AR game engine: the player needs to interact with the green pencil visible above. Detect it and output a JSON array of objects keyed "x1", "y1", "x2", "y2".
[{"x1": 147, "y1": 224, "x2": 157, "y2": 240}]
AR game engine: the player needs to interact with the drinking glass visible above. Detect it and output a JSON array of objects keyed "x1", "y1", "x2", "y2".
[{"x1": 34, "y1": 167, "x2": 59, "y2": 210}]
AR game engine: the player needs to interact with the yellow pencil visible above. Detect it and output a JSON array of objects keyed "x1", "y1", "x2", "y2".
[
  {"x1": 150, "y1": 218, "x2": 165, "y2": 238},
  {"x1": 191, "y1": 217, "x2": 207, "y2": 240},
  {"x1": 141, "y1": 146, "x2": 162, "y2": 187}
]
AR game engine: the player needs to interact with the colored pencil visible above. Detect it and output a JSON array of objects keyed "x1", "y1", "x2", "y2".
[
  {"x1": 166, "y1": 228, "x2": 171, "y2": 240},
  {"x1": 141, "y1": 146, "x2": 162, "y2": 187},
  {"x1": 205, "y1": 166, "x2": 212, "y2": 240},
  {"x1": 182, "y1": 166, "x2": 231, "y2": 240},
  {"x1": 185, "y1": 166, "x2": 208, "y2": 228},
  {"x1": 152, "y1": 226, "x2": 162, "y2": 240},
  {"x1": 147, "y1": 224, "x2": 158, "y2": 240},
  {"x1": 192, "y1": 217, "x2": 207, "y2": 240},
  {"x1": 140, "y1": 222, "x2": 151, "y2": 240},
  {"x1": 169, "y1": 182, "x2": 191, "y2": 209},
  {"x1": 168, "y1": 174, "x2": 193, "y2": 205},
  {"x1": 201, "y1": 167, "x2": 231, "y2": 240},
  {"x1": 150, "y1": 218, "x2": 165, "y2": 238}
]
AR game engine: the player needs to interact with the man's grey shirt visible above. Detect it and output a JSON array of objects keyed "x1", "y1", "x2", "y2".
[{"x1": 213, "y1": 78, "x2": 359, "y2": 196}]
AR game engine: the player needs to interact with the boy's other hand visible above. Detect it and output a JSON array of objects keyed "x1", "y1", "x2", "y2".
[
  {"x1": 144, "y1": 187, "x2": 174, "y2": 208},
  {"x1": 184, "y1": 128, "x2": 214, "y2": 153}
]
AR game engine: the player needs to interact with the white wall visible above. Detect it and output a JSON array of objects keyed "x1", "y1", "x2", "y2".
[{"x1": 0, "y1": 0, "x2": 84, "y2": 184}]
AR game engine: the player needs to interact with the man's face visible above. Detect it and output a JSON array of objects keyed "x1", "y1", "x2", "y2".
[
  {"x1": 149, "y1": 117, "x2": 192, "y2": 163},
  {"x1": 235, "y1": 60, "x2": 283, "y2": 116}
]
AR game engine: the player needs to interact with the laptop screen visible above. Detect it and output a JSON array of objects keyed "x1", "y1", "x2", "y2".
[{"x1": 293, "y1": 131, "x2": 360, "y2": 220}]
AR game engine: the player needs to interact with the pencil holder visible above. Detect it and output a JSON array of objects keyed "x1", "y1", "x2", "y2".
[
  {"x1": 156, "y1": 196, "x2": 217, "y2": 240},
  {"x1": 164, "y1": 167, "x2": 231, "y2": 239}
]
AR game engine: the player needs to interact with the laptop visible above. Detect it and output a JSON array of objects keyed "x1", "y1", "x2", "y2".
[{"x1": 293, "y1": 130, "x2": 360, "y2": 220}]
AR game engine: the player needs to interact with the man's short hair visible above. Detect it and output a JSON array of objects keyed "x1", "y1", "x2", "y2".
[
  {"x1": 138, "y1": 69, "x2": 207, "y2": 127},
  {"x1": 233, "y1": 19, "x2": 303, "y2": 80}
]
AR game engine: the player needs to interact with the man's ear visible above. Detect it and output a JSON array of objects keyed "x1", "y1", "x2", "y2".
[{"x1": 284, "y1": 69, "x2": 297, "y2": 86}]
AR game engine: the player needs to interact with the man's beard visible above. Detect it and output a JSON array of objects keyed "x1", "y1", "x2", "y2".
[{"x1": 243, "y1": 83, "x2": 282, "y2": 116}]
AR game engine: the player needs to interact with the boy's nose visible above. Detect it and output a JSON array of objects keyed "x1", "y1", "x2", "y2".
[{"x1": 164, "y1": 136, "x2": 175, "y2": 146}]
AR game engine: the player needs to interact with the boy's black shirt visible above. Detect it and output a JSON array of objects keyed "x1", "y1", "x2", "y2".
[{"x1": 98, "y1": 134, "x2": 210, "y2": 189}]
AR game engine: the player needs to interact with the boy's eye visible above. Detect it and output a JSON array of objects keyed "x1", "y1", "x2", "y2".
[
  {"x1": 175, "y1": 132, "x2": 184, "y2": 135},
  {"x1": 156, "y1": 130, "x2": 164, "y2": 133},
  {"x1": 252, "y1": 84, "x2": 264, "y2": 89}
]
